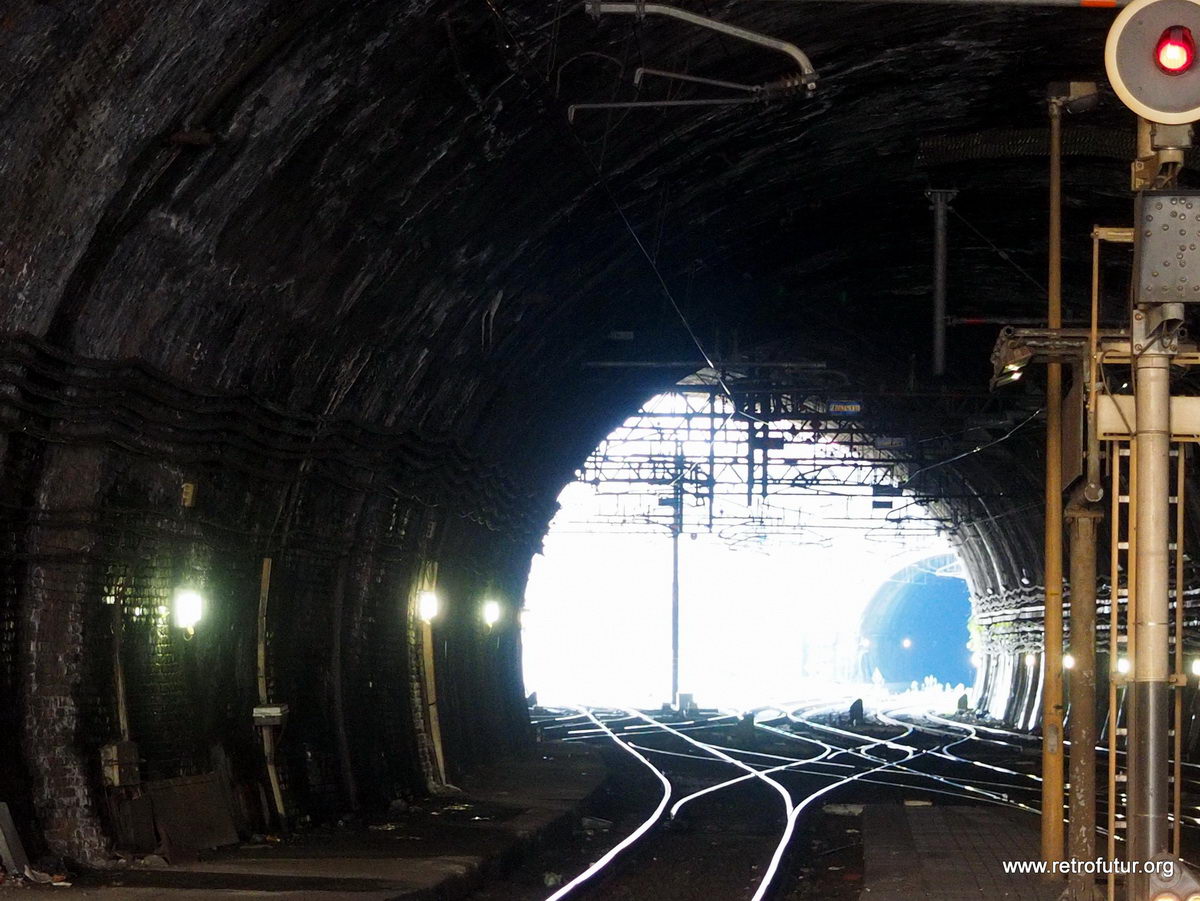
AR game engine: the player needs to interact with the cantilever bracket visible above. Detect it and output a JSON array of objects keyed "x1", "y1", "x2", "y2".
[{"x1": 573, "y1": 1, "x2": 817, "y2": 121}]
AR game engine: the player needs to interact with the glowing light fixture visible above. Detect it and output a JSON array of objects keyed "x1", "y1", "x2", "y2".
[
  {"x1": 482, "y1": 600, "x2": 501, "y2": 627},
  {"x1": 1192, "y1": 658, "x2": 1200, "y2": 677},
  {"x1": 1117, "y1": 657, "x2": 1132, "y2": 675},
  {"x1": 1157, "y1": 25, "x2": 1196, "y2": 74},
  {"x1": 1063, "y1": 654, "x2": 1076, "y2": 670},
  {"x1": 418, "y1": 590, "x2": 440, "y2": 623},
  {"x1": 173, "y1": 588, "x2": 204, "y2": 632},
  {"x1": 1024, "y1": 653, "x2": 1036, "y2": 668},
  {"x1": 901, "y1": 637, "x2": 913, "y2": 649}
]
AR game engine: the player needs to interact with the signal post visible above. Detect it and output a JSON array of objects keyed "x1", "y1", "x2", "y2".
[{"x1": 1107, "y1": 1, "x2": 1200, "y2": 897}]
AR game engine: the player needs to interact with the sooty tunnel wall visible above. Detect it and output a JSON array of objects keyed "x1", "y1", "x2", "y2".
[{"x1": 5, "y1": 0, "x2": 1200, "y2": 869}]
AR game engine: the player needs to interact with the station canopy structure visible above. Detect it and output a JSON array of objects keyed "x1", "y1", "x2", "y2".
[{"x1": 555, "y1": 363, "x2": 966, "y2": 548}]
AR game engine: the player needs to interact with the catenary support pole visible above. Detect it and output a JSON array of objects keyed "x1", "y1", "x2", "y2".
[
  {"x1": 671, "y1": 450, "x2": 684, "y2": 705},
  {"x1": 1041, "y1": 94, "x2": 1066, "y2": 868}
]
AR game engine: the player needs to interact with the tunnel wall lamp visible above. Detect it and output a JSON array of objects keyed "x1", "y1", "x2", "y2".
[
  {"x1": 482, "y1": 600, "x2": 501, "y2": 628},
  {"x1": 418, "y1": 591, "x2": 440, "y2": 623},
  {"x1": 173, "y1": 588, "x2": 204, "y2": 633}
]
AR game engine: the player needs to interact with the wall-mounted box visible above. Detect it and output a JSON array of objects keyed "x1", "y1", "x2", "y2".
[
  {"x1": 100, "y1": 741, "x2": 140, "y2": 787},
  {"x1": 252, "y1": 704, "x2": 289, "y2": 727}
]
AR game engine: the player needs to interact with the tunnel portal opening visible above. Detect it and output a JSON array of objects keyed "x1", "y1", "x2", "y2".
[
  {"x1": 522, "y1": 384, "x2": 972, "y2": 709},
  {"x1": 858, "y1": 554, "x2": 974, "y2": 691}
]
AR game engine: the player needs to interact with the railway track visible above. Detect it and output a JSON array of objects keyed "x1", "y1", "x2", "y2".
[{"x1": 528, "y1": 701, "x2": 1081, "y2": 900}]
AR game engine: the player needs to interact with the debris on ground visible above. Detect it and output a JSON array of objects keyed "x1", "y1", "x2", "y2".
[{"x1": 580, "y1": 816, "x2": 612, "y2": 832}]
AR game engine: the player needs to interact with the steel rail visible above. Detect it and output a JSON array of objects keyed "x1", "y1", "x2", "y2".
[{"x1": 543, "y1": 708, "x2": 673, "y2": 901}]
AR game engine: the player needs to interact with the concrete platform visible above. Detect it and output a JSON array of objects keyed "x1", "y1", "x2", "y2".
[
  {"x1": 0, "y1": 742, "x2": 605, "y2": 901},
  {"x1": 863, "y1": 805, "x2": 1064, "y2": 900}
]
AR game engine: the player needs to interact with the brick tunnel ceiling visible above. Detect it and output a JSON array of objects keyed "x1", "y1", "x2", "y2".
[{"x1": 0, "y1": 1, "x2": 1146, "y2": 497}]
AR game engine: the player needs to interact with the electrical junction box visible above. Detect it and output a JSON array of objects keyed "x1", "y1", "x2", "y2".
[
  {"x1": 100, "y1": 741, "x2": 140, "y2": 787},
  {"x1": 253, "y1": 704, "x2": 289, "y2": 727}
]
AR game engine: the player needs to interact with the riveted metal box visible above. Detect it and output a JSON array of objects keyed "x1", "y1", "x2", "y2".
[{"x1": 1135, "y1": 191, "x2": 1200, "y2": 303}]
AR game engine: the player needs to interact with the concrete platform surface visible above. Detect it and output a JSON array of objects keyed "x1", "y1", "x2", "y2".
[
  {"x1": 863, "y1": 804, "x2": 1065, "y2": 900},
  {"x1": 0, "y1": 741, "x2": 604, "y2": 901}
]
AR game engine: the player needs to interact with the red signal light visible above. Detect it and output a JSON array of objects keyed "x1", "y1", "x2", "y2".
[{"x1": 1157, "y1": 25, "x2": 1196, "y2": 74}]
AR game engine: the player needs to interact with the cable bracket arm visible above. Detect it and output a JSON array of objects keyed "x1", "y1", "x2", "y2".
[{"x1": 584, "y1": 2, "x2": 818, "y2": 89}]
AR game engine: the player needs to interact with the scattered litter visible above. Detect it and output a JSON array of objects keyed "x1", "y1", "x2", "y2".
[
  {"x1": 823, "y1": 803, "x2": 863, "y2": 816},
  {"x1": 51, "y1": 881, "x2": 72, "y2": 888},
  {"x1": 24, "y1": 865, "x2": 52, "y2": 883},
  {"x1": 22, "y1": 865, "x2": 69, "y2": 884},
  {"x1": 140, "y1": 854, "x2": 168, "y2": 868},
  {"x1": 829, "y1": 865, "x2": 844, "y2": 871},
  {"x1": 845, "y1": 828, "x2": 860, "y2": 834},
  {"x1": 543, "y1": 871, "x2": 563, "y2": 887},
  {"x1": 904, "y1": 800, "x2": 933, "y2": 807},
  {"x1": 581, "y1": 816, "x2": 612, "y2": 832},
  {"x1": 369, "y1": 823, "x2": 400, "y2": 831}
]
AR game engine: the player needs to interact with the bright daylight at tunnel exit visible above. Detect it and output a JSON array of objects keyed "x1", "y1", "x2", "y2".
[
  {"x1": 10, "y1": 0, "x2": 1200, "y2": 900},
  {"x1": 522, "y1": 380, "x2": 976, "y2": 710}
]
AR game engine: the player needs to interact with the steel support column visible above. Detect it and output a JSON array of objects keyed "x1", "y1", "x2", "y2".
[
  {"x1": 1127, "y1": 351, "x2": 1172, "y2": 899},
  {"x1": 928, "y1": 189, "x2": 956, "y2": 377}
]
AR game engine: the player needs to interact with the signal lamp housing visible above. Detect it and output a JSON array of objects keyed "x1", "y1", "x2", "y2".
[
  {"x1": 1107, "y1": 0, "x2": 1200, "y2": 124},
  {"x1": 1157, "y1": 26, "x2": 1196, "y2": 73}
]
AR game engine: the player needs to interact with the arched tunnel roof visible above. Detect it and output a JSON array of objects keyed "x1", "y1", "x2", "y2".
[
  {"x1": 2, "y1": 1, "x2": 1141, "y2": 604},
  {"x1": 0, "y1": 1, "x2": 1130, "y2": 436},
  {"x1": 0, "y1": 0, "x2": 1180, "y2": 863}
]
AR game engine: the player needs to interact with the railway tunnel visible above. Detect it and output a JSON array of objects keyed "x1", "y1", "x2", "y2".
[{"x1": 4, "y1": 1, "x2": 1200, "y2": 899}]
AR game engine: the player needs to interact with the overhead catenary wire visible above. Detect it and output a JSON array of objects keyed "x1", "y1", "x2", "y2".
[
  {"x1": 480, "y1": 0, "x2": 774, "y2": 425},
  {"x1": 901, "y1": 406, "x2": 1043, "y2": 488}
]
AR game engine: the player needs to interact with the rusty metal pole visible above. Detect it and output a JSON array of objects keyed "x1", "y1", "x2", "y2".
[
  {"x1": 1042, "y1": 95, "x2": 1067, "y2": 868},
  {"x1": 1066, "y1": 494, "x2": 1101, "y2": 900}
]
